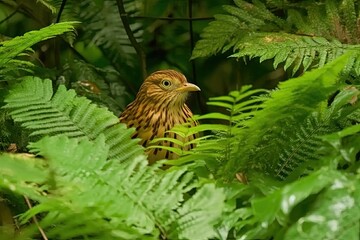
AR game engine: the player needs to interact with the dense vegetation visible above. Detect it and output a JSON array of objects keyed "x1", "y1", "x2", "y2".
[{"x1": 1, "y1": 0, "x2": 360, "y2": 239}]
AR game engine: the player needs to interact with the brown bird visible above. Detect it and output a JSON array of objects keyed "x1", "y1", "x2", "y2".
[{"x1": 119, "y1": 70, "x2": 200, "y2": 164}]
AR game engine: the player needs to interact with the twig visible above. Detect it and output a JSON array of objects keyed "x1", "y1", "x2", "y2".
[
  {"x1": 53, "y1": 0, "x2": 68, "y2": 71},
  {"x1": 56, "y1": 0, "x2": 68, "y2": 23},
  {"x1": 115, "y1": 0, "x2": 147, "y2": 79},
  {"x1": 188, "y1": 0, "x2": 196, "y2": 80},
  {"x1": 24, "y1": 196, "x2": 48, "y2": 240},
  {"x1": 0, "y1": 2, "x2": 42, "y2": 27},
  {"x1": 188, "y1": 0, "x2": 207, "y2": 114},
  {"x1": 131, "y1": 16, "x2": 214, "y2": 21},
  {"x1": 0, "y1": 5, "x2": 20, "y2": 25}
]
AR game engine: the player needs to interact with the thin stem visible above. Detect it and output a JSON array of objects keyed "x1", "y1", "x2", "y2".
[
  {"x1": 24, "y1": 196, "x2": 48, "y2": 240},
  {"x1": 56, "y1": 0, "x2": 68, "y2": 23},
  {"x1": 53, "y1": 0, "x2": 68, "y2": 70},
  {"x1": 131, "y1": 16, "x2": 214, "y2": 21},
  {"x1": 115, "y1": 0, "x2": 147, "y2": 79},
  {"x1": 0, "y1": 5, "x2": 20, "y2": 25},
  {"x1": 188, "y1": 0, "x2": 196, "y2": 78},
  {"x1": 188, "y1": 0, "x2": 207, "y2": 114}
]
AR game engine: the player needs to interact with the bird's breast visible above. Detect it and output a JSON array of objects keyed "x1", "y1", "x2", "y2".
[{"x1": 120, "y1": 102, "x2": 197, "y2": 164}]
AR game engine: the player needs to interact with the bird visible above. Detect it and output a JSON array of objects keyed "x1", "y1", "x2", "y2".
[{"x1": 119, "y1": 69, "x2": 200, "y2": 164}]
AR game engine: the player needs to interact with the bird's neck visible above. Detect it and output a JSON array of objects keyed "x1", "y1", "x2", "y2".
[{"x1": 134, "y1": 97, "x2": 186, "y2": 113}]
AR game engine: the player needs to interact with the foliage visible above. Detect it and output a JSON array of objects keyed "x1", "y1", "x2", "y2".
[
  {"x1": 2, "y1": 0, "x2": 360, "y2": 240},
  {"x1": 0, "y1": 135, "x2": 225, "y2": 239},
  {"x1": 77, "y1": 0, "x2": 142, "y2": 70},
  {"x1": 1, "y1": 76, "x2": 225, "y2": 239},
  {"x1": 171, "y1": 55, "x2": 353, "y2": 179},
  {"x1": 0, "y1": 21, "x2": 77, "y2": 80},
  {"x1": 3, "y1": 76, "x2": 143, "y2": 161},
  {"x1": 192, "y1": 0, "x2": 360, "y2": 75},
  {"x1": 162, "y1": 54, "x2": 360, "y2": 239}
]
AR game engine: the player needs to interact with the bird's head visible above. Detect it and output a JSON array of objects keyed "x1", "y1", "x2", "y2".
[{"x1": 137, "y1": 70, "x2": 200, "y2": 108}]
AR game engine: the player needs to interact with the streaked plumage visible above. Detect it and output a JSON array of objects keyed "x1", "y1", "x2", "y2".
[{"x1": 119, "y1": 70, "x2": 200, "y2": 164}]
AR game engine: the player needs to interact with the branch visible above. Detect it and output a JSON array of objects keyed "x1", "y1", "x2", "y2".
[
  {"x1": 131, "y1": 16, "x2": 214, "y2": 21},
  {"x1": 115, "y1": 0, "x2": 147, "y2": 79},
  {"x1": 56, "y1": 0, "x2": 68, "y2": 23},
  {"x1": 24, "y1": 196, "x2": 48, "y2": 240},
  {"x1": 0, "y1": 4, "x2": 21, "y2": 25},
  {"x1": 188, "y1": 0, "x2": 207, "y2": 114}
]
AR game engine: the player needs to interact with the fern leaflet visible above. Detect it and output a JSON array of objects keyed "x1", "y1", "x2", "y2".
[
  {"x1": 3, "y1": 77, "x2": 142, "y2": 161},
  {"x1": 0, "y1": 135, "x2": 225, "y2": 239},
  {"x1": 192, "y1": 0, "x2": 360, "y2": 75},
  {"x1": 0, "y1": 21, "x2": 77, "y2": 67}
]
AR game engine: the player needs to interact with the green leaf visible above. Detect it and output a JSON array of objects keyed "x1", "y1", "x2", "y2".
[
  {"x1": 170, "y1": 184, "x2": 225, "y2": 240},
  {"x1": 0, "y1": 135, "x2": 226, "y2": 239},
  {"x1": 196, "y1": 113, "x2": 231, "y2": 121},
  {"x1": 0, "y1": 153, "x2": 47, "y2": 201},
  {"x1": 0, "y1": 22, "x2": 78, "y2": 66},
  {"x1": 284, "y1": 175, "x2": 360, "y2": 240},
  {"x1": 228, "y1": 54, "x2": 349, "y2": 180},
  {"x1": 252, "y1": 168, "x2": 341, "y2": 225},
  {"x1": 4, "y1": 77, "x2": 143, "y2": 162},
  {"x1": 322, "y1": 124, "x2": 360, "y2": 163}
]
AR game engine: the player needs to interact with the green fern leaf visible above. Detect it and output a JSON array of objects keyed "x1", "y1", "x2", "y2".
[
  {"x1": 339, "y1": 0, "x2": 359, "y2": 42},
  {"x1": 169, "y1": 184, "x2": 225, "y2": 240},
  {"x1": 192, "y1": 0, "x2": 287, "y2": 59},
  {"x1": 268, "y1": 82, "x2": 360, "y2": 180},
  {"x1": 78, "y1": 0, "x2": 142, "y2": 68},
  {"x1": 3, "y1": 77, "x2": 143, "y2": 162},
  {"x1": 193, "y1": 0, "x2": 360, "y2": 75},
  {"x1": 229, "y1": 55, "x2": 349, "y2": 179},
  {"x1": 230, "y1": 33, "x2": 357, "y2": 74},
  {"x1": 272, "y1": 113, "x2": 333, "y2": 180},
  {"x1": 36, "y1": 0, "x2": 57, "y2": 13},
  {"x1": 0, "y1": 135, "x2": 226, "y2": 239},
  {"x1": 0, "y1": 21, "x2": 78, "y2": 67},
  {"x1": 0, "y1": 153, "x2": 47, "y2": 201},
  {"x1": 166, "y1": 86, "x2": 267, "y2": 174}
]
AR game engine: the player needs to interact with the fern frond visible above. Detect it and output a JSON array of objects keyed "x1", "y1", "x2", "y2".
[
  {"x1": 0, "y1": 135, "x2": 225, "y2": 239},
  {"x1": 163, "y1": 86, "x2": 268, "y2": 176},
  {"x1": 36, "y1": 0, "x2": 57, "y2": 13},
  {"x1": 0, "y1": 59, "x2": 35, "y2": 80},
  {"x1": 0, "y1": 21, "x2": 77, "y2": 67},
  {"x1": 168, "y1": 55, "x2": 352, "y2": 181},
  {"x1": 79, "y1": 0, "x2": 142, "y2": 67},
  {"x1": 192, "y1": 0, "x2": 287, "y2": 59},
  {"x1": 193, "y1": 0, "x2": 360, "y2": 75},
  {"x1": 231, "y1": 55, "x2": 353, "y2": 180},
  {"x1": 3, "y1": 77, "x2": 142, "y2": 161},
  {"x1": 0, "y1": 153, "x2": 47, "y2": 200},
  {"x1": 270, "y1": 112, "x2": 334, "y2": 180},
  {"x1": 275, "y1": 77, "x2": 360, "y2": 179},
  {"x1": 339, "y1": 0, "x2": 359, "y2": 42},
  {"x1": 230, "y1": 33, "x2": 360, "y2": 74}
]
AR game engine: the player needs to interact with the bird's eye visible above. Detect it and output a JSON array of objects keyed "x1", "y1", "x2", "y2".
[{"x1": 161, "y1": 79, "x2": 172, "y2": 88}]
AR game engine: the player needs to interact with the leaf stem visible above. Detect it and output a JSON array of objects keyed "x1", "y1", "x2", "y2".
[
  {"x1": 115, "y1": 0, "x2": 147, "y2": 79},
  {"x1": 56, "y1": 0, "x2": 67, "y2": 23},
  {"x1": 24, "y1": 196, "x2": 48, "y2": 240},
  {"x1": 0, "y1": 5, "x2": 20, "y2": 25},
  {"x1": 188, "y1": 0, "x2": 207, "y2": 114},
  {"x1": 131, "y1": 16, "x2": 214, "y2": 21}
]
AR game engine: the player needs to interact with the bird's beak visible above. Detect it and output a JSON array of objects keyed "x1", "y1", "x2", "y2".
[{"x1": 176, "y1": 83, "x2": 201, "y2": 92}]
